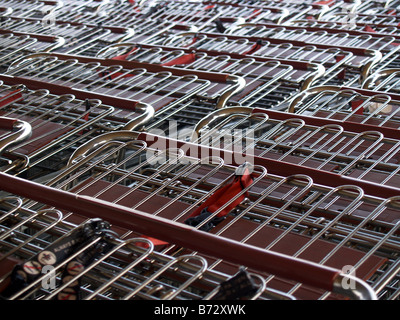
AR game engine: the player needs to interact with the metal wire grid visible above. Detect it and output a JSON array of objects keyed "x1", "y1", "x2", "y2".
[
  {"x1": 289, "y1": 19, "x2": 400, "y2": 36},
  {"x1": 287, "y1": 86, "x2": 400, "y2": 129},
  {"x1": 0, "y1": 196, "x2": 277, "y2": 300},
  {"x1": 96, "y1": 42, "x2": 317, "y2": 109},
  {"x1": 0, "y1": 82, "x2": 114, "y2": 176},
  {"x1": 220, "y1": 24, "x2": 399, "y2": 53},
  {"x1": 16, "y1": 137, "x2": 395, "y2": 300},
  {"x1": 190, "y1": 106, "x2": 400, "y2": 190},
  {"x1": 350, "y1": 0, "x2": 400, "y2": 16},
  {"x1": 193, "y1": 23, "x2": 400, "y2": 86},
  {"x1": 158, "y1": 31, "x2": 385, "y2": 87},
  {"x1": 0, "y1": 0, "x2": 53, "y2": 20},
  {"x1": 0, "y1": 33, "x2": 64, "y2": 72},
  {"x1": 0, "y1": 17, "x2": 135, "y2": 57},
  {"x1": 3, "y1": 53, "x2": 246, "y2": 132},
  {"x1": 0, "y1": 0, "x2": 398, "y2": 301},
  {"x1": 319, "y1": 8, "x2": 400, "y2": 27},
  {"x1": 54, "y1": 1, "x2": 287, "y2": 29},
  {"x1": 198, "y1": 0, "x2": 330, "y2": 23}
]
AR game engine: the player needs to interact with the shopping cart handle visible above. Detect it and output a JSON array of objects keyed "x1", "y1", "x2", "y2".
[
  {"x1": 122, "y1": 102, "x2": 155, "y2": 131},
  {"x1": 362, "y1": 68, "x2": 400, "y2": 90},
  {"x1": 214, "y1": 75, "x2": 247, "y2": 109},
  {"x1": 190, "y1": 106, "x2": 253, "y2": 142},
  {"x1": 0, "y1": 117, "x2": 32, "y2": 155},
  {"x1": 67, "y1": 131, "x2": 141, "y2": 166}
]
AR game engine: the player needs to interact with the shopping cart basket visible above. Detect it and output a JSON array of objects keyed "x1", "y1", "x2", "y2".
[
  {"x1": 203, "y1": 0, "x2": 334, "y2": 23},
  {"x1": 319, "y1": 10, "x2": 400, "y2": 29},
  {"x1": 0, "y1": 81, "x2": 114, "y2": 177},
  {"x1": 0, "y1": 32, "x2": 64, "y2": 72},
  {"x1": 184, "y1": 105, "x2": 400, "y2": 193},
  {"x1": 0, "y1": 0, "x2": 60, "y2": 20},
  {"x1": 0, "y1": 16, "x2": 135, "y2": 57},
  {"x1": 2, "y1": 52, "x2": 245, "y2": 132},
  {"x1": 96, "y1": 41, "x2": 325, "y2": 108},
  {"x1": 159, "y1": 30, "x2": 383, "y2": 86},
  {"x1": 349, "y1": 0, "x2": 400, "y2": 17},
  {"x1": 289, "y1": 18, "x2": 400, "y2": 36},
  {"x1": 287, "y1": 85, "x2": 400, "y2": 129},
  {"x1": 0, "y1": 151, "x2": 380, "y2": 300},
  {"x1": 26, "y1": 132, "x2": 396, "y2": 299},
  {"x1": 56, "y1": 1, "x2": 288, "y2": 30}
]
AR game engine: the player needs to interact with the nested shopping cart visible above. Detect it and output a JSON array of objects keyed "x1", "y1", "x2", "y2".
[
  {"x1": 55, "y1": 0, "x2": 289, "y2": 30},
  {"x1": 157, "y1": 30, "x2": 384, "y2": 87},
  {"x1": 0, "y1": 16, "x2": 135, "y2": 57},
  {"x1": 96, "y1": 41, "x2": 326, "y2": 108},
  {"x1": 348, "y1": 0, "x2": 400, "y2": 17},
  {"x1": 0, "y1": 32, "x2": 64, "y2": 72},
  {"x1": 0, "y1": 81, "x2": 116, "y2": 177},
  {"x1": 289, "y1": 18, "x2": 400, "y2": 36},
  {"x1": 287, "y1": 85, "x2": 400, "y2": 130},
  {"x1": 0, "y1": 0, "x2": 61, "y2": 20},
  {"x1": 200, "y1": 0, "x2": 335, "y2": 23},
  {"x1": 180, "y1": 105, "x2": 400, "y2": 197},
  {"x1": 0, "y1": 138, "x2": 383, "y2": 300},
  {"x1": 201, "y1": 21, "x2": 400, "y2": 85},
  {"x1": 1, "y1": 52, "x2": 245, "y2": 133}
]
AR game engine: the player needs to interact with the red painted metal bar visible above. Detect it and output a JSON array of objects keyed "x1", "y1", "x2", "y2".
[
  {"x1": 0, "y1": 171, "x2": 342, "y2": 293},
  {"x1": 179, "y1": 31, "x2": 377, "y2": 56},
  {"x1": 0, "y1": 117, "x2": 17, "y2": 131},
  {"x1": 134, "y1": 42, "x2": 317, "y2": 71},
  {"x1": 137, "y1": 132, "x2": 400, "y2": 199},
  {"x1": 239, "y1": 22, "x2": 400, "y2": 41},
  {"x1": 0, "y1": 74, "x2": 140, "y2": 111},
  {"x1": 41, "y1": 52, "x2": 232, "y2": 83},
  {"x1": 0, "y1": 29, "x2": 61, "y2": 43},
  {"x1": 252, "y1": 108, "x2": 400, "y2": 140}
]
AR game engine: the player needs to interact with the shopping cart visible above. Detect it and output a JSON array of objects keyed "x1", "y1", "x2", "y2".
[
  {"x1": 212, "y1": 21, "x2": 400, "y2": 84},
  {"x1": 158, "y1": 30, "x2": 384, "y2": 87},
  {"x1": 287, "y1": 85, "x2": 400, "y2": 130},
  {"x1": 2, "y1": 52, "x2": 245, "y2": 133},
  {"x1": 319, "y1": 10, "x2": 400, "y2": 28},
  {"x1": 223, "y1": 22, "x2": 399, "y2": 52},
  {"x1": 0, "y1": 81, "x2": 115, "y2": 177},
  {"x1": 289, "y1": 18, "x2": 400, "y2": 36},
  {"x1": 350, "y1": 0, "x2": 400, "y2": 17},
  {"x1": 183, "y1": 105, "x2": 400, "y2": 195},
  {"x1": 0, "y1": 16, "x2": 135, "y2": 57},
  {"x1": 0, "y1": 143, "x2": 382, "y2": 300},
  {"x1": 202, "y1": 0, "x2": 335, "y2": 22},
  {"x1": 96, "y1": 41, "x2": 325, "y2": 108},
  {"x1": 0, "y1": 0, "x2": 60, "y2": 20},
  {"x1": 0, "y1": 32, "x2": 64, "y2": 72},
  {"x1": 55, "y1": 0, "x2": 289, "y2": 30}
]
